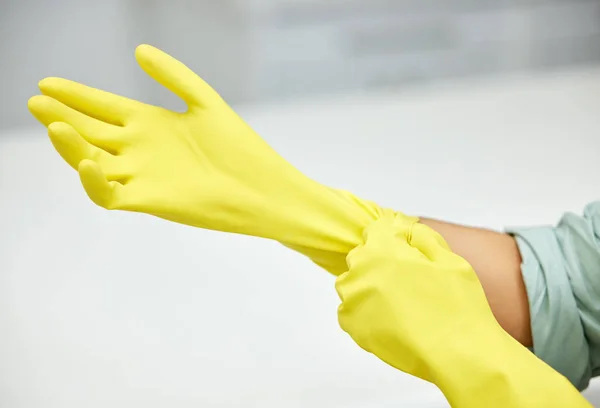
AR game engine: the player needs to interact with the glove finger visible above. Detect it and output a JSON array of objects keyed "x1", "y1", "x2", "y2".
[
  {"x1": 48, "y1": 122, "x2": 129, "y2": 181},
  {"x1": 28, "y1": 95, "x2": 123, "y2": 153},
  {"x1": 409, "y1": 222, "x2": 455, "y2": 263},
  {"x1": 39, "y1": 77, "x2": 141, "y2": 126},
  {"x1": 334, "y1": 271, "x2": 351, "y2": 302},
  {"x1": 336, "y1": 302, "x2": 358, "y2": 340},
  {"x1": 134, "y1": 44, "x2": 223, "y2": 109},
  {"x1": 78, "y1": 159, "x2": 126, "y2": 210},
  {"x1": 350, "y1": 216, "x2": 427, "y2": 269},
  {"x1": 335, "y1": 279, "x2": 363, "y2": 331}
]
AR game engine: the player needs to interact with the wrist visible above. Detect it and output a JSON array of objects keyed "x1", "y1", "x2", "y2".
[
  {"x1": 428, "y1": 324, "x2": 584, "y2": 407},
  {"x1": 428, "y1": 322, "x2": 522, "y2": 383},
  {"x1": 274, "y1": 184, "x2": 383, "y2": 252}
]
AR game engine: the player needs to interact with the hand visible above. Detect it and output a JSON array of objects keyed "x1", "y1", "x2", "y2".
[
  {"x1": 336, "y1": 213, "x2": 592, "y2": 408},
  {"x1": 335, "y1": 212, "x2": 502, "y2": 382},
  {"x1": 27, "y1": 44, "x2": 405, "y2": 274},
  {"x1": 28, "y1": 44, "x2": 318, "y2": 235}
]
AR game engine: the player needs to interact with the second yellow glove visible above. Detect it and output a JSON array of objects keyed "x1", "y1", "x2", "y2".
[{"x1": 336, "y1": 212, "x2": 590, "y2": 407}]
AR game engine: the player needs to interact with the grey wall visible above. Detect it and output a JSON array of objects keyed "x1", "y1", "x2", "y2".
[
  {"x1": 0, "y1": 1, "x2": 140, "y2": 130},
  {"x1": 1, "y1": 0, "x2": 600, "y2": 130}
]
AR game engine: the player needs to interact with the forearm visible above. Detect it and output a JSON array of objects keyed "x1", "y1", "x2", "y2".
[
  {"x1": 420, "y1": 218, "x2": 532, "y2": 346},
  {"x1": 431, "y1": 330, "x2": 591, "y2": 408}
]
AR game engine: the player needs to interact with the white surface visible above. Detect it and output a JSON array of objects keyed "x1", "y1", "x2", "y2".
[{"x1": 2, "y1": 67, "x2": 600, "y2": 407}]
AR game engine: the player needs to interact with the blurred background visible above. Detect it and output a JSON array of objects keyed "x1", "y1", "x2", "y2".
[
  {"x1": 2, "y1": 0, "x2": 600, "y2": 128},
  {"x1": 2, "y1": 0, "x2": 600, "y2": 407}
]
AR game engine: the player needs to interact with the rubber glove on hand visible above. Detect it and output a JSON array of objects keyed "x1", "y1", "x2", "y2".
[
  {"x1": 27, "y1": 44, "x2": 416, "y2": 275},
  {"x1": 336, "y1": 212, "x2": 591, "y2": 407}
]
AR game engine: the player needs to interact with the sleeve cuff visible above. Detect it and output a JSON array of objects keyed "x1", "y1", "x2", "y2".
[{"x1": 508, "y1": 226, "x2": 592, "y2": 390}]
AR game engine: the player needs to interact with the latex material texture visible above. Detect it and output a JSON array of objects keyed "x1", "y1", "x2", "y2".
[
  {"x1": 27, "y1": 44, "x2": 417, "y2": 275},
  {"x1": 336, "y1": 212, "x2": 591, "y2": 407}
]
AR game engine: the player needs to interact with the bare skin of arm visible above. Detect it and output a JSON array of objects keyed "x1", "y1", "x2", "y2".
[{"x1": 420, "y1": 218, "x2": 532, "y2": 347}]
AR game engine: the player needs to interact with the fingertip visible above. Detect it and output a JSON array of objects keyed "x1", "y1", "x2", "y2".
[
  {"x1": 135, "y1": 44, "x2": 159, "y2": 62},
  {"x1": 29, "y1": 93, "x2": 59, "y2": 108},
  {"x1": 27, "y1": 95, "x2": 55, "y2": 124},
  {"x1": 39, "y1": 77, "x2": 72, "y2": 96},
  {"x1": 345, "y1": 244, "x2": 363, "y2": 270},
  {"x1": 27, "y1": 94, "x2": 45, "y2": 112},
  {"x1": 135, "y1": 43, "x2": 153, "y2": 52},
  {"x1": 133, "y1": 43, "x2": 218, "y2": 108},
  {"x1": 135, "y1": 44, "x2": 161, "y2": 79},
  {"x1": 48, "y1": 122, "x2": 90, "y2": 169},
  {"x1": 78, "y1": 159, "x2": 114, "y2": 209},
  {"x1": 48, "y1": 121, "x2": 73, "y2": 135},
  {"x1": 38, "y1": 77, "x2": 54, "y2": 91},
  {"x1": 47, "y1": 121, "x2": 71, "y2": 149}
]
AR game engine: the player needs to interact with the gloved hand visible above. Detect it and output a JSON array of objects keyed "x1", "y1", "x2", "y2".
[
  {"x1": 336, "y1": 212, "x2": 591, "y2": 407},
  {"x1": 27, "y1": 44, "x2": 417, "y2": 275}
]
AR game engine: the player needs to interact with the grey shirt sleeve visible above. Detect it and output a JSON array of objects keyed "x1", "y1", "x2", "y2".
[{"x1": 508, "y1": 201, "x2": 600, "y2": 390}]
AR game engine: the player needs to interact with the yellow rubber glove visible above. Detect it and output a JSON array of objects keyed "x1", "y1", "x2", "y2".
[
  {"x1": 27, "y1": 44, "x2": 417, "y2": 275},
  {"x1": 336, "y1": 212, "x2": 591, "y2": 408}
]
